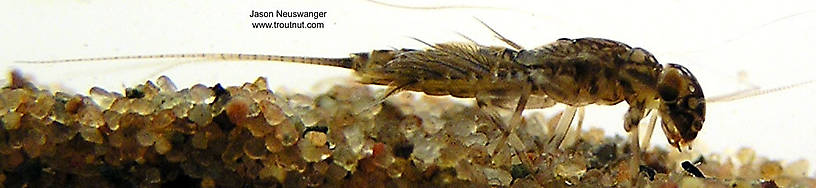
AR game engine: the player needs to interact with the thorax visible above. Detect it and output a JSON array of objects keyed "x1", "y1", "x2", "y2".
[{"x1": 517, "y1": 38, "x2": 663, "y2": 106}]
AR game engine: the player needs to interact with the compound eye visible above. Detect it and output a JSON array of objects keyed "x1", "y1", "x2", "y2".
[
  {"x1": 658, "y1": 85, "x2": 678, "y2": 103},
  {"x1": 658, "y1": 65, "x2": 687, "y2": 103}
]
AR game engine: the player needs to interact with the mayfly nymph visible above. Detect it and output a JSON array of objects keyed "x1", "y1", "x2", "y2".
[{"x1": 20, "y1": 25, "x2": 706, "y2": 179}]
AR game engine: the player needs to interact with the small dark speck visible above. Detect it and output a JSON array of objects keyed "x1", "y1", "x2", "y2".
[
  {"x1": 125, "y1": 88, "x2": 145, "y2": 99},
  {"x1": 681, "y1": 161, "x2": 705, "y2": 178},
  {"x1": 212, "y1": 84, "x2": 228, "y2": 97},
  {"x1": 304, "y1": 125, "x2": 329, "y2": 134},
  {"x1": 393, "y1": 143, "x2": 413, "y2": 159},
  {"x1": 211, "y1": 83, "x2": 230, "y2": 103},
  {"x1": 639, "y1": 165, "x2": 656, "y2": 181}
]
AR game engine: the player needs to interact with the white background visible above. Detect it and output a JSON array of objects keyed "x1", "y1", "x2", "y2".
[{"x1": 2, "y1": 0, "x2": 816, "y2": 175}]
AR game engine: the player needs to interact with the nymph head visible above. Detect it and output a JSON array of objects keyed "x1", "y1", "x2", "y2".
[{"x1": 656, "y1": 63, "x2": 706, "y2": 151}]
